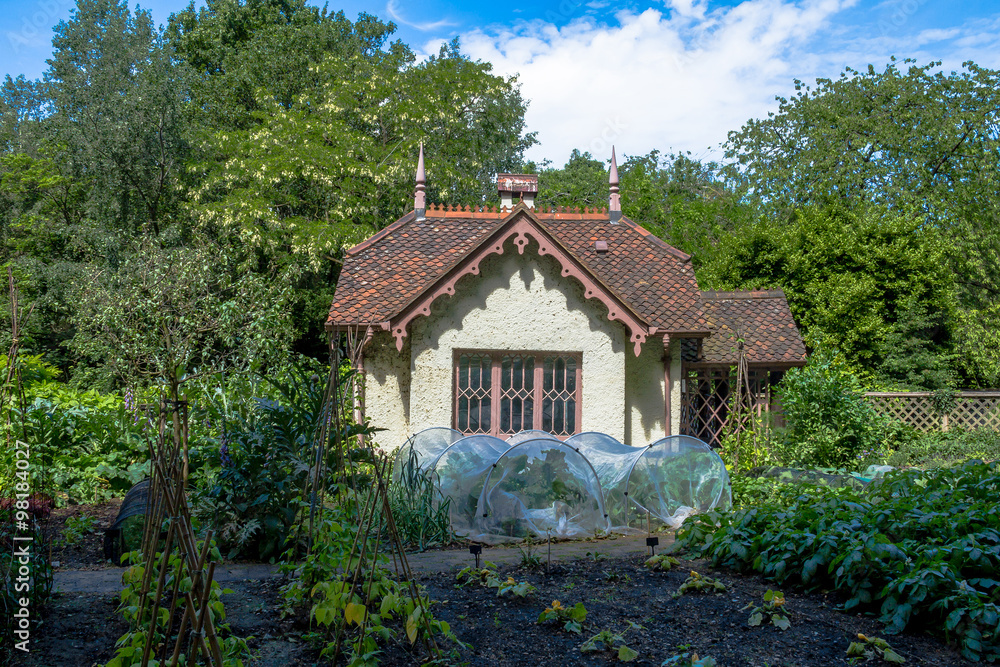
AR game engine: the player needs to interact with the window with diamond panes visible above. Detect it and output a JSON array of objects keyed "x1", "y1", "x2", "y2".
[
  {"x1": 454, "y1": 351, "x2": 581, "y2": 437},
  {"x1": 456, "y1": 353, "x2": 492, "y2": 434}
]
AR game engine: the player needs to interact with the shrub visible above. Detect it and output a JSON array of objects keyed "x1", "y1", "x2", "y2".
[{"x1": 775, "y1": 348, "x2": 885, "y2": 469}]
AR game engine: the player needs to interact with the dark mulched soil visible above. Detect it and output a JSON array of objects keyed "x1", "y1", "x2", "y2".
[
  {"x1": 45, "y1": 499, "x2": 122, "y2": 570},
  {"x1": 378, "y1": 556, "x2": 971, "y2": 667},
  {"x1": 25, "y1": 503, "x2": 972, "y2": 667}
]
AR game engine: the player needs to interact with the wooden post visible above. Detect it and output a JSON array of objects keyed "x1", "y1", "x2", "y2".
[{"x1": 662, "y1": 335, "x2": 672, "y2": 436}]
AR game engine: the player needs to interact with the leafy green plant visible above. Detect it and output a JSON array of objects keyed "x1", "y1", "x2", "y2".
[
  {"x1": 673, "y1": 461, "x2": 1000, "y2": 661},
  {"x1": 644, "y1": 554, "x2": 680, "y2": 572},
  {"x1": 846, "y1": 634, "x2": 905, "y2": 664},
  {"x1": 517, "y1": 537, "x2": 543, "y2": 569},
  {"x1": 61, "y1": 513, "x2": 99, "y2": 546},
  {"x1": 580, "y1": 629, "x2": 638, "y2": 662},
  {"x1": 775, "y1": 347, "x2": 886, "y2": 469},
  {"x1": 495, "y1": 576, "x2": 536, "y2": 599},
  {"x1": 661, "y1": 652, "x2": 718, "y2": 667},
  {"x1": 195, "y1": 359, "x2": 375, "y2": 560},
  {"x1": 673, "y1": 571, "x2": 726, "y2": 597},
  {"x1": 743, "y1": 590, "x2": 790, "y2": 630},
  {"x1": 455, "y1": 562, "x2": 499, "y2": 588},
  {"x1": 537, "y1": 600, "x2": 587, "y2": 634},
  {"x1": 386, "y1": 445, "x2": 454, "y2": 551},
  {"x1": 105, "y1": 542, "x2": 250, "y2": 667}
]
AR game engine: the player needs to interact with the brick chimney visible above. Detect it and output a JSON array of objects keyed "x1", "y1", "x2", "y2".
[{"x1": 497, "y1": 173, "x2": 538, "y2": 209}]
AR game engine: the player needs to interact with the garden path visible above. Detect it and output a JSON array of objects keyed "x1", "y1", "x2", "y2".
[{"x1": 51, "y1": 533, "x2": 669, "y2": 593}]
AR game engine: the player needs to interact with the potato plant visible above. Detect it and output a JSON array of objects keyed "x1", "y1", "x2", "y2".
[{"x1": 674, "y1": 461, "x2": 1000, "y2": 661}]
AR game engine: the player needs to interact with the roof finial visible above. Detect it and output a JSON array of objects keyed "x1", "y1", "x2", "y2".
[
  {"x1": 609, "y1": 146, "x2": 621, "y2": 223},
  {"x1": 415, "y1": 142, "x2": 426, "y2": 220}
]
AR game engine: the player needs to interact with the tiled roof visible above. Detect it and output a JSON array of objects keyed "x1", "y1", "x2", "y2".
[
  {"x1": 684, "y1": 290, "x2": 807, "y2": 365},
  {"x1": 327, "y1": 204, "x2": 709, "y2": 335}
]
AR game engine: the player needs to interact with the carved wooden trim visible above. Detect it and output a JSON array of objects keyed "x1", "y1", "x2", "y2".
[{"x1": 389, "y1": 207, "x2": 650, "y2": 355}]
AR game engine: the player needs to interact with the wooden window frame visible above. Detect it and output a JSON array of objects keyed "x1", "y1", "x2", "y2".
[{"x1": 453, "y1": 350, "x2": 583, "y2": 438}]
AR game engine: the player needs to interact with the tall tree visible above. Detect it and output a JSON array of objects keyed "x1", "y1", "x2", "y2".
[
  {"x1": 724, "y1": 59, "x2": 1000, "y2": 386},
  {"x1": 699, "y1": 204, "x2": 958, "y2": 388}
]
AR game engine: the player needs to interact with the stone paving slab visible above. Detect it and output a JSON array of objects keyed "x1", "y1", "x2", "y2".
[{"x1": 52, "y1": 533, "x2": 673, "y2": 593}]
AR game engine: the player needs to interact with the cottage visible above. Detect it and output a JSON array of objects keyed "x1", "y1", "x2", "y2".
[{"x1": 326, "y1": 147, "x2": 806, "y2": 449}]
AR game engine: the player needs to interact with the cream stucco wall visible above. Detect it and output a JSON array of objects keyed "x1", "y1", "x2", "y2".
[
  {"x1": 624, "y1": 337, "x2": 683, "y2": 445},
  {"x1": 362, "y1": 331, "x2": 412, "y2": 450},
  {"x1": 359, "y1": 238, "x2": 686, "y2": 449},
  {"x1": 408, "y1": 240, "x2": 628, "y2": 441}
]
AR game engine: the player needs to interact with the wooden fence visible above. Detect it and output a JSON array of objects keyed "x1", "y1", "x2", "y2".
[{"x1": 863, "y1": 392, "x2": 1000, "y2": 432}]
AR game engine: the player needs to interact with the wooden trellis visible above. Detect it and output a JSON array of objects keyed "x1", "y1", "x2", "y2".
[
  {"x1": 680, "y1": 365, "x2": 787, "y2": 447},
  {"x1": 864, "y1": 392, "x2": 1000, "y2": 432}
]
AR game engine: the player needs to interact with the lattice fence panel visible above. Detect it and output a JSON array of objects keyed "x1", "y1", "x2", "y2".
[{"x1": 864, "y1": 392, "x2": 1000, "y2": 432}]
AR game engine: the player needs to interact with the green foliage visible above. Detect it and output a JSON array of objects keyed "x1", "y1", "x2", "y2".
[
  {"x1": 846, "y1": 634, "x2": 905, "y2": 664},
  {"x1": 60, "y1": 513, "x2": 99, "y2": 546},
  {"x1": 385, "y1": 445, "x2": 454, "y2": 551},
  {"x1": 775, "y1": 348, "x2": 886, "y2": 469},
  {"x1": 454, "y1": 563, "x2": 534, "y2": 598},
  {"x1": 15, "y1": 381, "x2": 147, "y2": 504},
  {"x1": 643, "y1": 554, "x2": 680, "y2": 572},
  {"x1": 280, "y1": 508, "x2": 463, "y2": 666},
  {"x1": 673, "y1": 571, "x2": 727, "y2": 597},
  {"x1": 194, "y1": 359, "x2": 373, "y2": 560},
  {"x1": 743, "y1": 590, "x2": 790, "y2": 630},
  {"x1": 580, "y1": 629, "x2": 638, "y2": 662},
  {"x1": 537, "y1": 600, "x2": 587, "y2": 634},
  {"x1": 885, "y1": 428, "x2": 1000, "y2": 468},
  {"x1": 661, "y1": 652, "x2": 717, "y2": 667},
  {"x1": 723, "y1": 59, "x2": 1000, "y2": 387},
  {"x1": 700, "y1": 204, "x2": 957, "y2": 386},
  {"x1": 1, "y1": 513, "x2": 53, "y2": 664},
  {"x1": 106, "y1": 541, "x2": 250, "y2": 667},
  {"x1": 673, "y1": 461, "x2": 1000, "y2": 661}
]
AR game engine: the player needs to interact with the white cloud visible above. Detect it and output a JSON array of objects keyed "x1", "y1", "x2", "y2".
[
  {"x1": 417, "y1": 0, "x2": 999, "y2": 165},
  {"x1": 386, "y1": 0, "x2": 456, "y2": 32}
]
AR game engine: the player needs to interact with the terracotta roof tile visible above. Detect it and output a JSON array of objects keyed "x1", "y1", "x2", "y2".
[
  {"x1": 327, "y1": 205, "x2": 709, "y2": 334},
  {"x1": 685, "y1": 290, "x2": 807, "y2": 365}
]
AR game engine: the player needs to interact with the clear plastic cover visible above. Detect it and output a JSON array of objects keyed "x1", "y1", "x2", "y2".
[
  {"x1": 392, "y1": 428, "x2": 731, "y2": 542},
  {"x1": 566, "y1": 432, "x2": 646, "y2": 529},
  {"x1": 391, "y1": 427, "x2": 462, "y2": 480},
  {"x1": 506, "y1": 429, "x2": 558, "y2": 445},
  {"x1": 428, "y1": 435, "x2": 511, "y2": 537},
  {"x1": 628, "y1": 435, "x2": 732, "y2": 529},
  {"x1": 472, "y1": 438, "x2": 610, "y2": 543}
]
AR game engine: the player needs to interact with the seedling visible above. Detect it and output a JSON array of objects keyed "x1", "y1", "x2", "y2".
[
  {"x1": 537, "y1": 600, "x2": 587, "y2": 634},
  {"x1": 456, "y1": 561, "x2": 499, "y2": 588},
  {"x1": 581, "y1": 629, "x2": 638, "y2": 662},
  {"x1": 495, "y1": 576, "x2": 536, "y2": 599},
  {"x1": 518, "y1": 538, "x2": 543, "y2": 569},
  {"x1": 846, "y1": 634, "x2": 905, "y2": 664},
  {"x1": 586, "y1": 551, "x2": 607, "y2": 562},
  {"x1": 61, "y1": 514, "x2": 99, "y2": 546},
  {"x1": 673, "y1": 571, "x2": 726, "y2": 597},
  {"x1": 742, "y1": 589, "x2": 790, "y2": 630},
  {"x1": 644, "y1": 554, "x2": 681, "y2": 572},
  {"x1": 661, "y1": 652, "x2": 717, "y2": 667}
]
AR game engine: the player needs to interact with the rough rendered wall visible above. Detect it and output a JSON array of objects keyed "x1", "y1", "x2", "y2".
[
  {"x1": 625, "y1": 336, "x2": 667, "y2": 446},
  {"x1": 362, "y1": 331, "x2": 411, "y2": 450},
  {"x1": 669, "y1": 338, "x2": 682, "y2": 436},
  {"x1": 408, "y1": 240, "x2": 628, "y2": 441}
]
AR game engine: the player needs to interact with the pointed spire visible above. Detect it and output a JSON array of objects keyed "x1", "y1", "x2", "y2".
[
  {"x1": 415, "y1": 142, "x2": 426, "y2": 220},
  {"x1": 609, "y1": 146, "x2": 621, "y2": 223}
]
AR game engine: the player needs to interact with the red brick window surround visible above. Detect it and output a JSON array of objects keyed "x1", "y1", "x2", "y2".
[{"x1": 454, "y1": 351, "x2": 582, "y2": 438}]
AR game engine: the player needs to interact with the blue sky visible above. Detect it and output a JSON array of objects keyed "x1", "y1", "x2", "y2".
[{"x1": 3, "y1": 0, "x2": 1000, "y2": 163}]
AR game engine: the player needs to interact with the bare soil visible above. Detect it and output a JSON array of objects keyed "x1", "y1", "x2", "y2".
[{"x1": 23, "y1": 504, "x2": 972, "y2": 667}]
